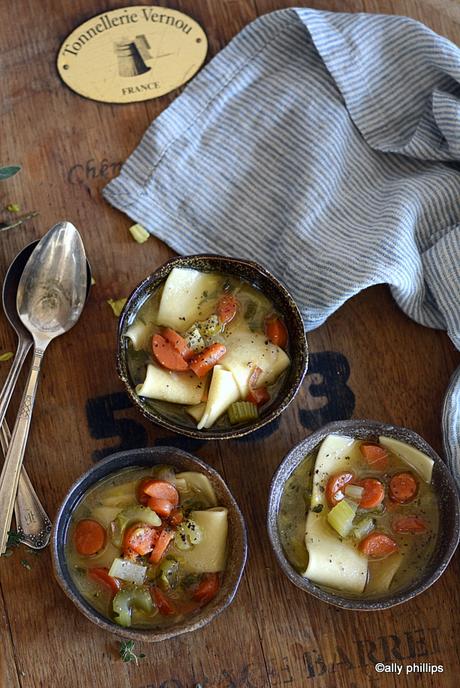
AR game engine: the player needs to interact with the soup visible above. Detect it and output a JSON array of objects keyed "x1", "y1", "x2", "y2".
[
  {"x1": 278, "y1": 435, "x2": 439, "y2": 597},
  {"x1": 67, "y1": 465, "x2": 228, "y2": 628},
  {"x1": 125, "y1": 267, "x2": 291, "y2": 430}
]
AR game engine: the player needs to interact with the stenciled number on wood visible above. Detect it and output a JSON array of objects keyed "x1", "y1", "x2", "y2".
[
  {"x1": 85, "y1": 391, "x2": 148, "y2": 460},
  {"x1": 85, "y1": 351, "x2": 354, "y2": 459},
  {"x1": 299, "y1": 351, "x2": 355, "y2": 429}
]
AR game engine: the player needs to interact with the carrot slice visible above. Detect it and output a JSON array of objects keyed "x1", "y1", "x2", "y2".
[
  {"x1": 148, "y1": 497, "x2": 174, "y2": 518},
  {"x1": 88, "y1": 567, "x2": 121, "y2": 596},
  {"x1": 152, "y1": 587, "x2": 176, "y2": 615},
  {"x1": 150, "y1": 527, "x2": 175, "y2": 564},
  {"x1": 389, "y1": 472, "x2": 418, "y2": 504},
  {"x1": 359, "y1": 443, "x2": 388, "y2": 471},
  {"x1": 193, "y1": 573, "x2": 220, "y2": 604},
  {"x1": 143, "y1": 479, "x2": 179, "y2": 505},
  {"x1": 359, "y1": 532, "x2": 398, "y2": 558},
  {"x1": 392, "y1": 516, "x2": 428, "y2": 534},
  {"x1": 162, "y1": 327, "x2": 194, "y2": 360},
  {"x1": 356, "y1": 478, "x2": 385, "y2": 510},
  {"x1": 74, "y1": 519, "x2": 106, "y2": 556},
  {"x1": 217, "y1": 294, "x2": 238, "y2": 324},
  {"x1": 189, "y1": 343, "x2": 226, "y2": 378},
  {"x1": 137, "y1": 476, "x2": 153, "y2": 506},
  {"x1": 123, "y1": 523, "x2": 157, "y2": 556},
  {"x1": 246, "y1": 366, "x2": 270, "y2": 406},
  {"x1": 264, "y1": 315, "x2": 288, "y2": 349},
  {"x1": 326, "y1": 472, "x2": 355, "y2": 507},
  {"x1": 152, "y1": 334, "x2": 189, "y2": 371},
  {"x1": 247, "y1": 386, "x2": 270, "y2": 405}
]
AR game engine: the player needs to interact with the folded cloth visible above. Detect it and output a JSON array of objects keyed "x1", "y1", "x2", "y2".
[{"x1": 103, "y1": 8, "x2": 460, "y2": 486}]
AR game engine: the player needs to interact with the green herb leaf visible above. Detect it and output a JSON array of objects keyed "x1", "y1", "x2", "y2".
[
  {"x1": 119, "y1": 639, "x2": 145, "y2": 665},
  {"x1": 20, "y1": 559, "x2": 31, "y2": 571},
  {"x1": 6, "y1": 203, "x2": 20, "y2": 213},
  {"x1": 0, "y1": 352, "x2": 14, "y2": 362},
  {"x1": 0, "y1": 165, "x2": 21, "y2": 181}
]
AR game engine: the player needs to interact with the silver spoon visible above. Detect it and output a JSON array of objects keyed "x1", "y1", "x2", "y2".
[
  {"x1": 0, "y1": 221, "x2": 87, "y2": 553},
  {"x1": 0, "y1": 241, "x2": 92, "y2": 549}
]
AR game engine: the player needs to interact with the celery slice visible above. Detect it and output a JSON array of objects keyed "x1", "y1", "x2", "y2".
[
  {"x1": 113, "y1": 585, "x2": 153, "y2": 627},
  {"x1": 227, "y1": 401, "x2": 258, "y2": 425},
  {"x1": 129, "y1": 223, "x2": 150, "y2": 243},
  {"x1": 111, "y1": 505, "x2": 161, "y2": 547},
  {"x1": 327, "y1": 499, "x2": 358, "y2": 537},
  {"x1": 108, "y1": 558, "x2": 147, "y2": 585},
  {"x1": 158, "y1": 557, "x2": 179, "y2": 590},
  {"x1": 174, "y1": 519, "x2": 202, "y2": 550},
  {"x1": 352, "y1": 516, "x2": 375, "y2": 540}
]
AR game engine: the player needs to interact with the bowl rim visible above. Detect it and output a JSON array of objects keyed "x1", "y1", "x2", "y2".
[
  {"x1": 116, "y1": 253, "x2": 308, "y2": 440},
  {"x1": 267, "y1": 419, "x2": 460, "y2": 611},
  {"x1": 51, "y1": 446, "x2": 248, "y2": 641}
]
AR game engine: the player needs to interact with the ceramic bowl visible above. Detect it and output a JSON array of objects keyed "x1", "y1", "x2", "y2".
[
  {"x1": 52, "y1": 446, "x2": 247, "y2": 641},
  {"x1": 117, "y1": 254, "x2": 308, "y2": 440},
  {"x1": 267, "y1": 419, "x2": 460, "y2": 610}
]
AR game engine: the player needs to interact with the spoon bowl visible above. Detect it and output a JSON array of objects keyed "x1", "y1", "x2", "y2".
[{"x1": 17, "y1": 225, "x2": 87, "y2": 342}]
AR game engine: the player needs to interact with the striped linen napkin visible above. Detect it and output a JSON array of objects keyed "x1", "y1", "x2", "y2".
[{"x1": 103, "y1": 8, "x2": 460, "y2": 486}]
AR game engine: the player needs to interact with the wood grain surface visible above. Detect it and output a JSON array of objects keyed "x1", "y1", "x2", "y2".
[{"x1": 0, "y1": 1, "x2": 459, "y2": 687}]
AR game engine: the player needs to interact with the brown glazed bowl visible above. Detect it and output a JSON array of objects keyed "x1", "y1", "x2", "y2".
[
  {"x1": 52, "y1": 446, "x2": 247, "y2": 641},
  {"x1": 267, "y1": 420, "x2": 460, "y2": 610},
  {"x1": 117, "y1": 254, "x2": 308, "y2": 439}
]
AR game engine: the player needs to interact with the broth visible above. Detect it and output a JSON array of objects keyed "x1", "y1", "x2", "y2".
[
  {"x1": 67, "y1": 466, "x2": 228, "y2": 629},
  {"x1": 278, "y1": 438, "x2": 439, "y2": 598},
  {"x1": 125, "y1": 268, "x2": 291, "y2": 430}
]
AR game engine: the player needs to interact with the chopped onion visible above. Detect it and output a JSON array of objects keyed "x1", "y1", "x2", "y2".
[
  {"x1": 344, "y1": 484, "x2": 364, "y2": 501},
  {"x1": 108, "y1": 558, "x2": 147, "y2": 585}
]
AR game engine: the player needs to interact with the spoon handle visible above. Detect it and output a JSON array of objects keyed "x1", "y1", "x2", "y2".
[
  {"x1": 0, "y1": 347, "x2": 44, "y2": 554},
  {"x1": 0, "y1": 338, "x2": 32, "y2": 430},
  {"x1": 0, "y1": 422, "x2": 52, "y2": 549}
]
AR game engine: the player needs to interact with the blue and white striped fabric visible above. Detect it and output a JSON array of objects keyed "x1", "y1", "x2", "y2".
[{"x1": 103, "y1": 8, "x2": 460, "y2": 486}]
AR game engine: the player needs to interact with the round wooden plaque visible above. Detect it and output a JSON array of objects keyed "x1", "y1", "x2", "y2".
[{"x1": 57, "y1": 6, "x2": 208, "y2": 103}]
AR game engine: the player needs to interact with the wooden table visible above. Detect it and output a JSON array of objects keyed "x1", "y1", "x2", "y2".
[{"x1": 1, "y1": 1, "x2": 459, "y2": 686}]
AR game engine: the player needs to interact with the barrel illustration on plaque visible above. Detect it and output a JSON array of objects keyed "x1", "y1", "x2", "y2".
[{"x1": 114, "y1": 35, "x2": 152, "y2": 77}]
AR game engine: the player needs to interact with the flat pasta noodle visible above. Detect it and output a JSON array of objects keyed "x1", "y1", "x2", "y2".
[
  {"x1": 304, "y1": 435, "x2": 368, "y2": 593},
  {"x1": 175, "y1": 471, "x2": 218, "y2": 507},
  {"x1": 220, "y1": 331, "x2": 290, "y2": 397},
  {"x1": 180, "y1": 507, "x2": 228, "y2": 573},
  {"x1": 366, "y1": 552, "x2": 404, "y2": 594},
  {"x1": 378, "y1": 436, "x2": 434, "y2": 483},
  {"x1": 157, "y1": 267, "x2": 221, "y2": 331},
  {"x1": 136, "y1": 364, "x2": 205, "y2": 405},
  {"x1": 124, "y1": 319, "x2": 154, "y2": 351},
  {"x1": 197, "y1": 365, "x2": 240, "y2": 429},
  {"x1": 185, "y1": 402, "x2": 206, "y2": 423}
]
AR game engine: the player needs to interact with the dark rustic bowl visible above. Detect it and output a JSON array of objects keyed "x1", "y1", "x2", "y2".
[
  {"x1": 267, "y1": 420, "x2": 460, "y2": 610},
  {"x1": 117, "y1": 254, "x2": 308, "y2": 439},
  {"x1": 52, "y1": 447, "x2": 247, "y2": 641}
]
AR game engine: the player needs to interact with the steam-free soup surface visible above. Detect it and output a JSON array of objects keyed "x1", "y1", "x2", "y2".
[
  {"x1": 67, "y1": 465, "x2": 228, "y2": 628},
  {"x1": 278, "y1": 436, "x2": 439, "y2": 598},
  {"x1": 125, "y1": 267, "x2": 291, "y2": 430}
]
